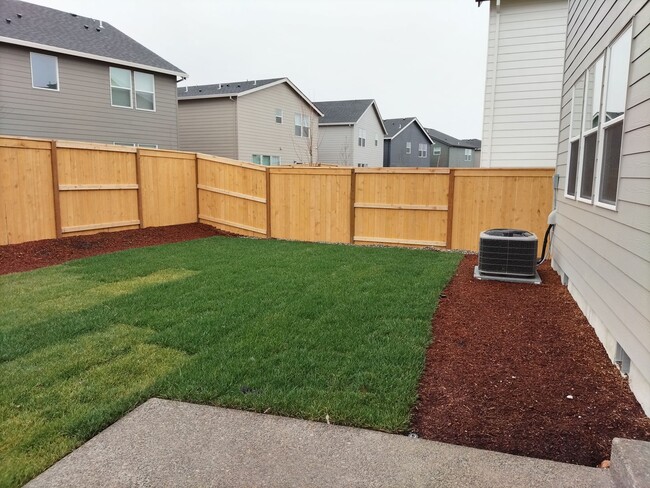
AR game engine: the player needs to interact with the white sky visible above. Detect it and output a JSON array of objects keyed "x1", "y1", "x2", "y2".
[{"x1": 30, "y1": 0, "x2": 490, "y2": 140}]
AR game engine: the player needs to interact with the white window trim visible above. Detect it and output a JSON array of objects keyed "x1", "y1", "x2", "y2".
[
  {"x1": 275, "y1": 109, "x2": 283, "y2": 124},
  {"x1": 110, "y1": 67, "x2": 133, "y2": 109},
  {"x1": 406, "y1": 141, "x2": 411, "y2": 154},
  {"x1": 418, "y1": 143, "x2": 428, "y2": 158},
  {"x1": 433, "y1": 145, "x2": 441, "y2": 156},
  {"x1": 464, "y1": 148, "x2": 472, "y2": 161},
  {"x1": 30, "y1": 52, "x2": 60, "y2": 92},
  {"x1": 134, "y1": 72, "x2": 156, "y2": 112},
  {"x1": 565, "y1": 83, "x2": 581, "y2": 200},
  {"x1": 358, "y1": 128, "x2": 366, "y2": 147}
]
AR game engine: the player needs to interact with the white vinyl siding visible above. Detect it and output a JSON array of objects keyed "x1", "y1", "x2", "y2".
[
  {"x1": 0, "y1": 44, "x2": 179, "y2": 148},
  {"x1": 481, "y1": 0, "x2": 568, "y2": 168},
  {"x1": 553, "y1": 0, "x2": 650, "y2": 415},
  {"x1": 318, "y1": 126, "x2": 355, "y2": 166}
]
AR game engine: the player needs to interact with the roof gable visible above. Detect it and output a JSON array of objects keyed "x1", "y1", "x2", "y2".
[
  {"x1": 178, "y1": 78, "x2": 323, "y2": 116},
  {"x1": 384, "y1": 117, "x2": 433, "y2": 143},
  {"x1": 0, "y1": 0, "x2": 186, "y2": 77},
  {"x1": 315, "y1": 99, "x2": 387, "y2": 134}
]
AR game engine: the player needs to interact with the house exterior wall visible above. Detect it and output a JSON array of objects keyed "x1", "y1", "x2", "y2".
[
  {"x1": 177, "y1": 97, "x2": 237, "y2": 158},
  {"x1": 481, "y1": 0, "x2": 568, "y2": 168},
  {"x1": 237, "y1": 82, "x2": 319, "y2": 164},
  {"x1": 385, "y1": 123, "x2": 431, "y2": 167},
  {"x1": 318, "y1": 125, "x2": 355, "y2": 165},
  {"x1": 449, "y1": 147, "x2": 477, "y2": 168},
  {"x1": 552, "y1": 0, "x2": 650, "y2": 414},
  {"x1": 0, "y1": 44, "x2": 179, "y2": 148},
  {"x1": 430, "y1": 141, "x2": 450, "y2": 167},
  {"x1": 351, "y1": 106, "x2": 384, "y2": 167}
]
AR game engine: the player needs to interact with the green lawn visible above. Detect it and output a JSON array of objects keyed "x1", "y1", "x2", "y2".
[{"x1": 0, "y1": 236, "x2": 461, "y2": 487}]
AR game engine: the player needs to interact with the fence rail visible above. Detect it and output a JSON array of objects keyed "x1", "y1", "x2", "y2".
[{"x1": 0, "y1": 136, "x2": 554, "y2": 252}]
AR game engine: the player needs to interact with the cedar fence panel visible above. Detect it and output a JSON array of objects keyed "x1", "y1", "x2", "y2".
[
  {"x1": 0, "y1": 137, "x2": 56, "y2": 245},
  {"x1": 197, "y1": 154, "x2": 267, "y2": 237}
]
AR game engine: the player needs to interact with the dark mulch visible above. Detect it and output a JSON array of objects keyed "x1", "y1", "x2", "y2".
[
  {"x1": 0, "y1": 223, "x2": 236, "y2": 275},
  {"x1": 412, "y1": 254, "x2": 650, "y2": 467}
]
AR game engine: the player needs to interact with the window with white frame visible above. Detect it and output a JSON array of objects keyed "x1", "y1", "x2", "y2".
[
  {"x1": 294, "y1": 114, "x2": 310, "y2": 137},
  {"x1": 418, "y1": 143, "x2": 428, "y2": 158},
  {"x1": 110, "y1": 67, "x2": 156, "y2": 111},
  {"x1": 565, "y1": 27, "x2": 632, "y2": 208},
  {"x1": 464, "y1": 149, "x2": 472, "y2": 162},
  {"x1": 375, "y1": 134, "x2": 379, "y2": 146},
  {"x1": 275, "y1": 109, "x2": 283, "y2": 124},
  {"x1": 30, "y1": 52, "x2": 59, "y2": 90},
  {"x1": 433, "y1": 145, "x2": 441, "y2": 155},
  {"x1": 358, "y1": 128, "x2": 366, "y2": 147},
  {"x1": 252, "y1": 154, "x2": 281, "y2": 166},
  {"x1": 406, "y1": 141, "x2": 411, "y2": 154}
]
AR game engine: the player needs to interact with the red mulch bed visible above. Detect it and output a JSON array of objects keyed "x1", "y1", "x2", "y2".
[
  {"x1": 0, "y1": 223, "x2": 236, "y2": 275},
  {"x1": 3, "y1": 230, "x2": 648, "y2": 466},
  {"x1": 413, "y1": 254, "x2": 650, "y2": 467}
]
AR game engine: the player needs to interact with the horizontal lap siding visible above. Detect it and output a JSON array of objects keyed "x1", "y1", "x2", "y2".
[
  {"x1": 177, "y1": 98, "x2": 237, "y2": 159},
  {"x1": 318, "y1": 126, "x2": 355, "y2": 166},
  {"x1": 481, "y1": 0, "x2": 568, "y2": 168},
  {"x1": 352, "y1": 107, "x2": 384, "y2": 167},
  {"x1": 553, "y1": 0, "x2": 650, "y2": 411},
  {"x1": 0, "y1": 44, "x2": 179, "y2": 148}
]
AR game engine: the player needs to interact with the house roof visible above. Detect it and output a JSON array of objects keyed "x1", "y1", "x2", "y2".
[
  {"x1": 460, "y1": 138, "x2": 482, "y2": 150},
  {"x1": 425, "y1": 128, "x2": 481, "y2": 150},
  {"x1": 383, "y1": 117, "x2": 434, "y2": 143},
  {"x1": 177, "y1": 77, "x2": 324, "y2": 116},
  {"x1": 314, "y1": 99, "x2": 387, "y2": 134},
  {"x1": 0, "y1": 0, "x2": 186, "y2": 77}
]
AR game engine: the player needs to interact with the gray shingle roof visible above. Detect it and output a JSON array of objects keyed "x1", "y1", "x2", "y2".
[
  {"x1": 0, "y1": 0, "x2": 185, "y2": 76},
  {"x1": 177, "y1": 78, "x2": 284, "y2": 98},
  {"x1": 426, "y1": 128, "x2": 481, "y2": 149},
  {"x1": 313, "y1": 99, "x2": 374, "y2": 124},
  {"x1": 383, "y1": 117, "x2": 416, "y2": 138},
  {"x1": 459, "y1": 138, "x2": 481, "y2": 149}
]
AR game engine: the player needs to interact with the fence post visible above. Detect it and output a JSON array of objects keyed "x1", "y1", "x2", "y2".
[
  {"x1": 446, "y1": 169, "x2": 455, "y2": 249},
  {"x1": 50, "y1": 140, "x2": 62, "y2": 238},
  {"x1": 349, "y1": 168, "x2": 356, "y2": 244},
  {"x1": 135, "y1": 148, "x2": 144, "y2": 228},
  {"x1": 195, "y1": 153, "x2": 200, "y2": 223},
  {"x1": 266, "y1": 167, "x2": 272, "y2": 238}
]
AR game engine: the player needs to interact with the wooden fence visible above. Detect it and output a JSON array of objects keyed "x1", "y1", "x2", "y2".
[{"x1": 0, "y1": 136, "x2": 554, "y2": 252}]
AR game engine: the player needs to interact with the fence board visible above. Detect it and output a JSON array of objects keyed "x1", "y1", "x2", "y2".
[
  {"x1": 450, "y1": 168, "x2": 555, "y2": 252},
  {"x1": 0, "y1": 138, "x2": 55, "y2": 244}
]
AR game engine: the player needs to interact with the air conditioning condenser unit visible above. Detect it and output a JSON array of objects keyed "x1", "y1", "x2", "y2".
[{"x1": 474, "y1": 228, "x2": 541, "y2": 284}]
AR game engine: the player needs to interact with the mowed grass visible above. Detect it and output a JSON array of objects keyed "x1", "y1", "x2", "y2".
[{"x1": 0, "y1": 236, "x2": 461, "y2": 486}]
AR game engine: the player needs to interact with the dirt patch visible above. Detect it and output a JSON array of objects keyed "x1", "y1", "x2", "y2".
[
  {"x1": 412, "y1": 254, "x2": 650, "y2": 466},
  {"x1": 0, "y1": 224, "x2": 237, "y2": 275}
]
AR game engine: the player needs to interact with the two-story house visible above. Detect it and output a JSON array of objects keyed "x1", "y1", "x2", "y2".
[
  {"x1": 177, "y1": 78, "x2": 323, "y2": 165},
  {"x1": 313, "y1": 99, "x2": 386, "y2": 167},
  {"x1": 425, "y1": 128, "x2": 481, "y2": 168},
  {"x1": 383, "y1": 117, "x2": 434, "y2": 167},
  {"x1": 0, "y1": 0, "x2": 186, "y2": 148}
]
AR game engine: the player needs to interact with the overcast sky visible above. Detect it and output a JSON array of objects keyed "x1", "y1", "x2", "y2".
[{"x1": 31, "y1": 0, "x2": 489, "y2": 140}]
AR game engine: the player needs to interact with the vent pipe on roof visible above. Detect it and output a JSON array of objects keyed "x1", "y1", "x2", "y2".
[
  {"x1": 99, "y1": 20, "x2": 104, "y2": 28},
  {"x1": 218, "y1": 83, "x2": 222, "y2": 89},
  {"x1": 16, "y1": 13, "x2": 22, "y2": 18},
  {"x1": 185, "y1": 86, "x2": 188, "y2": 93},
  {"x1": 253, "y1": 80, "x2": 257, "y2": 85}
]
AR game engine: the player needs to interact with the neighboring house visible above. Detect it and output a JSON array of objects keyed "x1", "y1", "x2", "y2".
[
  {"x1": 425, "y1": 128, "x2": 481, "y2": 168},
  {"x1": 551, "y1": 0, "x2": 650, "y2": 415},
  {"x1": 177, "y1": 78, "x2": 323, "y2": 165},
  {"x1": 383, "y1": 117, "x2": 434, "y2": 167},
  {"x1": 0, "y1": 0, "x2": 186, "y2": 148},
  {"x1": 476, "y1": 0, "x2": 568, "y2": 167},
  {"x1": 313, "y1": 99, "x2": 386, "y2": 167}
]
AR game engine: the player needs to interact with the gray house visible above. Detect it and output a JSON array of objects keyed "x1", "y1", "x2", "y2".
[
  {"x1": 0, "y1": 0, "x2": 186, "y2": 148},
  {"x1": 177, "y1": 78, "x2": 323, "y2": 165},
  {"x1": 425, "y1": 128, "x2": 481, "y2": 168},
  {"x1": 549, "y1": 0, "x2": 650, "y2": 415},
  {"x1": 383, "y1": 117, "x2": 434, "y2": 167},
  {"x1": 314, "y1": 99, "x2": 386, "y2": 167}
]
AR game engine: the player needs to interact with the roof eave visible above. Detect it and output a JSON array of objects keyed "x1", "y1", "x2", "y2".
[{"x1": 0, "y1": 37, "x2": 187, "y2": 77}]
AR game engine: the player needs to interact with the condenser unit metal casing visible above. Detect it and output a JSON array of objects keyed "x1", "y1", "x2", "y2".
[{"x1": 474, "y1": 229, "x2": 541, "y2": 284}]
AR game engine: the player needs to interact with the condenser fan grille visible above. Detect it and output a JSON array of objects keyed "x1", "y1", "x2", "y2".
[{"x1": 478, "y1": 229, "x2": 538, "y2": 278}]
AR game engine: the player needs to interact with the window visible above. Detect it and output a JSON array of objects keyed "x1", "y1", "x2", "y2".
[
  {"x1": 30, "y1": 52, "x2": 59, "y2": 90},
  {"x1": 433, "y1": 145, "x2": 441, "y2": 156},
  {"x1": 110, "y1": 67, "x2": 132, "y2": 108},
  {"x1": 275, "y1": 109, "x2": 283, "y2": 124},
  {"x1": 375, "y1": 134, "x2": 379, "y2": 146},
  {"x1": 134, "y1": 72, "x2": 155, "y2": 111},
  {"x1": 597, "y1": 28, "x2": 632, "y2": 207},
  {"x1": 418, "y1": 143, "x2": 428, "y2": 158},
  {"x1": 406, "y1": 141, "x2": 411, "y2": 154},
  {"x1": 113, "y1": 142, "x2": 159, "y2": 149},
  {"x1": 464, "y1": 149, "x2": 472, "y2": 162},
  {"x1": 358, "y1": 129, "x2": 366, "y2": 147},
  {"x1": 252, "y1": 154, "x2": 281, "y2": 166},
  {"x1": 294, "y1": 114, "x2": 310, "y2": 137},
  {"x1": 566, "y1": 75, "x2": 585, "y2": 198},
  {"x1": 578, "y1": 57, "x2": 604, "y2": 202},
  {"x1": 357, "y1": 163, "x2": 368, "y2": 168},
  {"x1": 111, "y1": 67, "x2": 156, "y2": 111}
]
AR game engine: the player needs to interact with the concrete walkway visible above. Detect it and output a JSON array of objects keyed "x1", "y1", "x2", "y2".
[{"x1": 27, "y1": 398, "x2": 613, "y2": 488}]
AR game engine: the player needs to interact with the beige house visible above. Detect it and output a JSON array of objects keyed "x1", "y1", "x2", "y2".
[
  {"x1": 551, "y1": 0, "x2": 650, "y2": 414},
  {"x1": 477, "y1": 0, "x2": 568, "y2": 168},
  {"x1": 177, "y1": 78, "x2": 323, "y2": 165},
  {"x1": 313, "y1": 99, "x2": 386, "y2": 167}
]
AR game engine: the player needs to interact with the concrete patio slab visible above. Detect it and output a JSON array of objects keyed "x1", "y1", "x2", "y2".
[{"x1": 26, "y1": 398, "x2": 612, "y2": 488}]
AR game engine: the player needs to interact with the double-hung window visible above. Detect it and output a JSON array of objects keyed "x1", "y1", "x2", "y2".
[
  {"x1": 275, "y1": 109, "x2": 283, "y2": 124},
  {"x1": 134, "y1": 72, "x2": 155, "y2": 111},
  {"x1": 294, "y1": 114, "x2": 310, "y2": 137},
  {"x1": 418, "y1": 143, "x2": 428, "y2": 158},
  {"x1": 433, "y1": 145, "x2": 441, "y2": 156},
  {"x1": 375, "y1": 134, "x2": 379, "y2": 146},
  {"x1": 464, "y1": 148, "x2": 472, "y2": 162},
  {"x1": 565, "y1": 27, "x2": 632, "y2": 208},
  {"x1": 358, "y1": 129, "x2": 366, "y2": 147},
  {"x1": 110, "y1": 67, "x2": 155, "y2": 111},
  {"x1": 30, "y1": 52, "x2": 59, "y2": 90},
  {"x1": 110, "y1": 67, "x2": 133, "y2": 108},
  {"x1": 406, "y1": 142, "x2": 411, "y2": 154}
]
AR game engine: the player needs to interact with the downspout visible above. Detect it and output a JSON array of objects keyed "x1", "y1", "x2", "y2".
[{"x1": 486, "y1": 0, "x2": 500, "y2": 167}]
